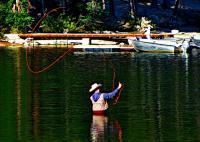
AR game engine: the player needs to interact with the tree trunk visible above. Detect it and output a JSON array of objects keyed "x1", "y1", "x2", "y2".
[
  {"x1": 12, "y1": 0, "x2": 21, "y2": 13},
  {"x1": 129, "y1": 0, "x2": 137, "y2": 18},
  {"x1": 102, "y1": 0, "x2": 106, "y2": 10},
  {"x1": 173, "y1": 0, "x2": 181, "y2": 16}
]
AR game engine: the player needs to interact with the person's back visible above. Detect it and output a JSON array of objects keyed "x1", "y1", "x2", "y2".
[
  {"x1": 90, "y1": 92, "x2": 108, "y2": 114},
  {"x1": 89, "y1": 82, "x2": 122, "y2": 115}
]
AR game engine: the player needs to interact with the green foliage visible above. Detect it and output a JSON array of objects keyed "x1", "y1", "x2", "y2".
[
  {"x1": 128, "y1": 18, "x2": 141, "y2": 31},
  {"x1": 41, "y1": 14, "x2": 78, "y2": 33},
  {"x1": 0, "y1": 0, "x2": 143, "y2": 35},
  {"x1": 0, "y1": 2, "x2": 8, "y2": 34},
  {"x1": 40, "y1": 1, "x2": 105, "y2": 33},
  {"x1": 77, "y1": 1, "x2": 105, "y2": 32},
  {"x1": 62, "y1": 17, "x2": 78, "y2": 32},
  {"x1": 41, "y1": 16, "x2": 61, "y2": 33},
  {"x1": 6, "y1": 11, "x2": 33, "y2": 33},
  {"x1": 0, "y1": 0, "x2": 120, "y2": 34},
  {"x1": 0, "y1": 0, "x2": 33, "y2": 34},
  {"x1": 128, "y1": 17, "x2": 156, "y2": 32}
]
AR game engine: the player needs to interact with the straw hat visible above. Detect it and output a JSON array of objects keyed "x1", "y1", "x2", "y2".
[{"x1": 89, "y1": 83, "x2": 102, "y2": 92}]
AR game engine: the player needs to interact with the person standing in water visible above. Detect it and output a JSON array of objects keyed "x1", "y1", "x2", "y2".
[{"x1": 89, "y1": 82, "x2": 123, "y2": 115}]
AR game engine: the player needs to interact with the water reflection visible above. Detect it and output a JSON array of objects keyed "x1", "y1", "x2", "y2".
[
  {"x1": 31, "y1": 75, "x2": 40, "y2": 141},
  {"x1": 16, "y1": 48, "x2": 22, "y2": 141},
  {"x1": 91, "y1": 115, "x2": 122, "y2": 142},
  {"x1": 1, "y1": 48, "x2": 200, "y2": 141}
]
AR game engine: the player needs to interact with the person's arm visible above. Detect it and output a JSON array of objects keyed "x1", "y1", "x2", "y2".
[{"x1": 103, "y1": 82, "x2": 122, "y2": 100}]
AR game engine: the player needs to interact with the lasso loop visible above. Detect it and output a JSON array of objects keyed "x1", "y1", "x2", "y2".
[
  {"x1": 26, "y1": 47, "x2": 74, "y2": 74},
  {"x1": 26, "y1": 6, "x2": 124, "y2": 103},
  {"x1": 26, "y1": 7, "x2": 74, "y2": 74}
]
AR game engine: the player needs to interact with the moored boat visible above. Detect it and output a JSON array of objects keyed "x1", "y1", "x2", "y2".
[
  {"x1": 193, "y1": 35, "x2": 200, "y2": 46},
  {"x1": 128, "y1": 27, "x2": 189, "y2": 53},
  {"x1": 186, "y1": 36, "x2": 200, "y2": 55},
  {"x1": 129, "y1": 37, "x2": 186, "y2": 53}
]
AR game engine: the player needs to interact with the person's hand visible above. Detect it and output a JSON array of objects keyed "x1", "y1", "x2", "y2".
[{"x1": 118, "y1": 82, "x2": 122, "y2": 89}]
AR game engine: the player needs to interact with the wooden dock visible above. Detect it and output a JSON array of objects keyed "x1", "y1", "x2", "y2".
[
  {"x1": 1, "y1": 33, "x2": 175, "y2": 50},
  {"x1": 19, "y1": 33, "x2": 174, "y2": 39}
]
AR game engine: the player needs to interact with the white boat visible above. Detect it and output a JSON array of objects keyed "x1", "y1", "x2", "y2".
[
  {"x1": 186, "y1": 35, "x2": 200, "y2": 55},
  {"x1": 130, "y1": 37, "x2": 187, "y2": 53},
  {"x1": 193, "y1": 35, "x2": 200, "y2": 46},
  {"x1": 128, "y1": 27, "x2": 188, "y2": 53}
]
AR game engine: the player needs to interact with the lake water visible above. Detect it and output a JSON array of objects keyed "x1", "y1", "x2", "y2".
[{"x1": 1, "y1": 47, "x2": 200, "y2": 142}]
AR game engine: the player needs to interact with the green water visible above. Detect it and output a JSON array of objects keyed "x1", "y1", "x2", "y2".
[{"x1": 1, "y1": 48, "x2": 200, "y2": 142}]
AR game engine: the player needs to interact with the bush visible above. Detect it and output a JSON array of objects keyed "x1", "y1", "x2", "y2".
[
  {"x1": 0, "y1": 2, "x2": 8, "y2": 34},
  {"x1": 6, "y1": 11, "x2": 33, "y2": 33},
  {"x1": 62, "y1": 16, "x2": 78, "y2": 32},
  {"x1": 77, "y1": 1, "x2": 105, "y2": 32},
  {"x1": 0, "y1": 0, "x2": 33, "y2": 34},
  {"x1": 40, "y1": 14, "x2": 78, "y2": 33}
]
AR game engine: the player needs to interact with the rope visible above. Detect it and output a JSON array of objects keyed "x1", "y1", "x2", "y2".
[
  {"x1": 102, "y1": 54, "x2": 124, "y2": 105},
  {"x1": 32, "y1": 7, "x2": 66, "y2": 33},
  {"x1": 26, "y1": 7, "x2": 73, "y2": 74},
  {"x1": 110, "y1": 60, "x2": 124, "y2": 105},
  {"x1": 112, "y1": 67, "x2": 116, "y2": 90},
  {"x1": 26, "y1": 47, "x2": 74, "y2": 74},
  {"x1": 113, "y1": 84, "x2": 124, "y2": 106}
]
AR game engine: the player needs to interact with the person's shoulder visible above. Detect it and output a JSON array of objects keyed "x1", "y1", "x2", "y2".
[{"x1": 99, "y1": 93, "x2": 104, "y2": 96}]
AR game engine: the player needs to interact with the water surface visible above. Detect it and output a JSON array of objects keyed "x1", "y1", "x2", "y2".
[{"x1": 0, "y1": 47, "x2": 200, "y2": 142}]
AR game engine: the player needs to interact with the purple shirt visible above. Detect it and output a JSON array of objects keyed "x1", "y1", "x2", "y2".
[{"x1": 91, "y1": 88, "x2": 119, "y2": 102}]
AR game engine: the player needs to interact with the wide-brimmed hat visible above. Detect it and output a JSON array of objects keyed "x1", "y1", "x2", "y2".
[{"x1": 89, "y1": 83, "x2": 102, "y2": 92}]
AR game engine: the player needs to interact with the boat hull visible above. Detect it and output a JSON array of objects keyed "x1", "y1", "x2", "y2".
[
  {"x1": 132, "y1": 39, "x2": 183, "y2": 53},
  {"x1": 194, "y1": 38, "x2": 200, "y2": 46}
]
